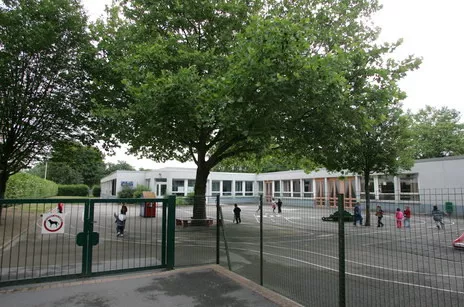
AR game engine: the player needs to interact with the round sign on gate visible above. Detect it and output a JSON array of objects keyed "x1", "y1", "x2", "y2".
[{"x1": 42, "y1": 214, "x2": 65, "y2": 234}]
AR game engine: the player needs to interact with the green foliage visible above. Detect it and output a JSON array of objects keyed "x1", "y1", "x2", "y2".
[
  {"x1": 58, "y1": 184, "x2": 89, "y2": 197},
  {"x1": 117, "y1": 187, "x2": 135, "y2": 198},
  {"x1": 132, "y1": 185, "x2": 151, "y2": 198},
  {"x1": 50, "y1": 141, "x2": 106, "y2": 187},
  {"x1": 0, "y1": 0, "x2": 94, "y2": 199},
  {"x1": 5, "y1": 173, "x2": 58, "y2": 199},
  {"x1": 28, "y1": 162, "x2": 83, "y2": 184},
  {"x1": 104, "y1": 160, "x2": 136, "y2": 176},
  {"x1": 408, "y1": 106, "x2": 464, "y2": 159},
  {"x1": 92, "y1": 185, "x2": 101, "y2": 197}
]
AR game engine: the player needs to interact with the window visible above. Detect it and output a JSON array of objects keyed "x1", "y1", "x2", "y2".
[
  {"x1": 172, "y1": 180, "x2": 185, "y2": 196},
  {"x1": 258, "y1": 181, "x2": 263, "y2": 193},
  {"x1": 188, "y1": 180, "x2": 195, "y2": 193},
  {"x1": 303, "y1": 179, "x2": 313, "y2": 198},
  {"x1": 378, "y1": 175, "x2": 395, "y2": 200},
  {"x1": 235, "y1": 181, "x2": 243, "y2": 196},
  {"x1": 274, "y1": 181, "x2": 280, "y2": 197},
  {"x1": 212, "y1": 180, "x2": 220, "y2": 196},
  {"x1": 293, "y1": 179, "x2": 301, "y2": 197},
  {"x1": 223, "y1": 180, "x2": 232, "y2": 196},
  {"x1": 283, "y1": 180, "x2": 291, "y2": 197},
  {"x1": 400, "y1": 174, "x2": 419, "y2": 201},
  {"x1": 360, "y1": 177, "x2": 375, "y2": 200},
  {"x1": 245, "y1": 181, "x2": 253, "y2": 196}
]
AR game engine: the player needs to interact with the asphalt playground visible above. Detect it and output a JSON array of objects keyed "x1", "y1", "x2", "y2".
[{"x1": 1, "y1": 202, "x2": 464, "y2": 306}]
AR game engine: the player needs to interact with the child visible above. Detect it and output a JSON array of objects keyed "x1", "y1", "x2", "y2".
[
  {"x1": 57, "y1": 202, "x2": 64, "y2": 214},
  {"x1": 432, "y1": 205, "x2": 445, "y2": 229},
  {"x1": 375, "y1": 205, "x2": 384, "y2": 227},
  {"x1": 403, "y1": 206, "x2": 411, "y2": 228},
  {"x1": 353, "y1": 203, "x2": 363, "y2": 226},
  {"x1": 395, "y1": 208, "x2": 404, "y2": 228},
  {"x1": 271, "y1": 199, "x2": 277, "y2": 213},
  {"x1": 233, "y1": 204, "x2": 241, "y2": 224},
  {"x1": 114, "y1": 209, "x2": 127, "y2": 237}
]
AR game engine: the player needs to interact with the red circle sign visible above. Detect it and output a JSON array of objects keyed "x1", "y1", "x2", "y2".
[{"x1": 43, "y1": 214, "x2": 64, "y2": 232}]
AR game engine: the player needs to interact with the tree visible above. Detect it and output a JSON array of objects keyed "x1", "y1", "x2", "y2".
[
  {"x1": 0, "y1": 0, "x2": 93, "y2": 207},
  {"x1": 91, "y1": 0, "x2": 398, "y2": 220},
  {"x1": 49, "y1": 141, "x2": 105, "y2": 187},
  {"x1": 104, "y1": 160, "x2": 135, "y2": 176},
  {"x1": 28, "y1": 162, "x2": 83, "y2": 184},
  {"x1": 409, "y1": 106, "x2": 464, "y2": 159},
  {"x1": 282, "y1": 39, "x2": 420, "y2": 225}
]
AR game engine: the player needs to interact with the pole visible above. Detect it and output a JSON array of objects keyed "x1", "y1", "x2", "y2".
[
  {"x1": 260, "y1": 194, "x2": 263, "y2": 286},
  {"x1": 338, "y1": 193, "x2": 346, "y2": 307},
  {"x1": 216, "y1": 195, "x2": 220, "y2": 264}
]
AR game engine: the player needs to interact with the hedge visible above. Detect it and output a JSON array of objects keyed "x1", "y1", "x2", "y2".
[
  {"x1": 58, "y1": 184, "x2": 89, "y2": 197},
  {"x1": 5, "y1": 173, "x2": 58, "y2": 199},
  {"x1": 92, "y1": 185, "x2": 101, "y2": 197}
]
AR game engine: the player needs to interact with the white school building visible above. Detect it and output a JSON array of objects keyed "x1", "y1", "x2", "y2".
[{"x1": 101, "y1": 156, "x2": 464, "y2": 212}]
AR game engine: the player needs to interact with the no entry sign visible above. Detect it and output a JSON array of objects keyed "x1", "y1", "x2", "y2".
[{"x1": 42, "y1": 213, "x2": 65, "y2": 234}]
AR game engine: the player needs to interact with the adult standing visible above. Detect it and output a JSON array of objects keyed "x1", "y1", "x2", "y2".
[
  {"x1": 353, "y1": 203, "x2": 363, "y2": 226},
  {"x1": 277, "y1": 199, "x2": 283, "y2": 213},
  {"x1": 403, "y1": 206, "x2": 411, "y2": 228}
]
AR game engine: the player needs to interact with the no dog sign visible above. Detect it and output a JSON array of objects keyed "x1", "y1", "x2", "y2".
[{"x1": 42, "y1": 213, "x2": 65, "y2": 234}]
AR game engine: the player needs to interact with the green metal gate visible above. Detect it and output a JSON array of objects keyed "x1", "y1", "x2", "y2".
[{"x1": 0, "y1": 196, "x2": 176, "y2": 287}]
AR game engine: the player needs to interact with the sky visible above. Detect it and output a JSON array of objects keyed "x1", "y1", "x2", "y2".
[{"x1": 81, "y1": 0, "x2": 464, "y2": 170}]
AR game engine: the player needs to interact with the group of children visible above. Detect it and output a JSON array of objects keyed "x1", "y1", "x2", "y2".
[{"x1": 371, "y1": 204, "x2": 445, "y2": 229}]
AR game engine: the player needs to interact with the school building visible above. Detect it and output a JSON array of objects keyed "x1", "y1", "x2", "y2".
[{"x1": 100, "y1": 156, "x2": 464, "y2": 212}]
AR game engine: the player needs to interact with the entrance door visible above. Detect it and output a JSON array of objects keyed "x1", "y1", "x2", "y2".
[
  {"x1": 327, "y1": 177, "x2": 356, "y2": 207},
  {"x1": 264, "y1": 181, "x2": 273, "y2": 204},
  {"x1": 315, "y1": 179, "x2": 325, "y2": 206},
  {"x1": 156, "y1": 183, "x2": 167, "y2": 197}
]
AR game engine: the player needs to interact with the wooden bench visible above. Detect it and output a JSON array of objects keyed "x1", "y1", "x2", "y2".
[{"x1": 176, "y1": 218, "x2": 214, "y2": 227}]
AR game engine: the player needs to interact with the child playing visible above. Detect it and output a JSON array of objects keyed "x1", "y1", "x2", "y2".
[
  {"x1": 395, "y1": 208, "x2": 404, "y2": 228},
  {"x1": 114, "y1": 209, "x2": 127, "y2": 237},
  {"x1": 271, "y1": 199, "x2": 277, "y2": 213},
  {"x1": 432, "y1": 205, "x2": 445, "y2": 230}
]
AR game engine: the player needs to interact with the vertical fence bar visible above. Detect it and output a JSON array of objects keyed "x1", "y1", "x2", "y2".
[
  {"x1": 216, "y1": 195, "x2": 220, "y2": 265},
  {"x1": 81, "y1": 200, "x2": 90, "y2": 276},
  {"x1": 162, "y1": 200, "x2": 167, "y2": 266},
  {"x1": 337, "y1": 193, "x2": 346, "y2": 307},
  {"x1": 260, "y1": 194, "x2": 263, "y2": 286},
  {"x1": 166, "y1": 195, "x2": 176, "y2": 270}
]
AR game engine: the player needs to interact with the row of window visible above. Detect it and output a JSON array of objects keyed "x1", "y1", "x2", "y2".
[{"x1": 168, "y1": 174, "x2": 420, "y2": 201}]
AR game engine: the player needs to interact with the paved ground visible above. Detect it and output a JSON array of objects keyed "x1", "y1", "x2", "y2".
[
  {"x1": 2, "y1": 201, "x2": 464, "y2": 306},
  {"x1": 0, "y1": 265, "x2": 301, "y2": 307}
]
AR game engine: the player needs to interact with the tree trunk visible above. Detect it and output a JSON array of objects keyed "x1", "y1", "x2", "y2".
[
  {"x1": 192, "y1": 161, "x2": 211, "y2": 221},
  {"x1": 0, "y1": 171, "x2": 9, "y2": 225},
  {"x1": 364, "y1": 170, "x2": 371, "y2": 226}
]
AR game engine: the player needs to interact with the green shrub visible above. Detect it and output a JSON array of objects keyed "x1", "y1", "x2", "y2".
[
  {"x1": 5, "y1": 172, "x2": 58, "y2": 199},
  {"x1": 118, "y1": 187, "x2": 135, "y2": 198},
  {"x1": 132, "y1": 185, "x2": 151, "y2": 198},
  {"x1": 92, "y1": 185, "x2": 101, "y2": 197},
  {"x1": 58, "y1": 184, "x2": 89, "y2": 196}
]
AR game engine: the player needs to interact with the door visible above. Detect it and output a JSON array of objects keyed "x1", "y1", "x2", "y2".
[
  {"x1": 265, "y1": 181, "x2": 273, "y2": 204},
  {"x1": 315, "y1": 179, "x2": 325, "y2": 206},
  {"x1": 156, "y1": 183, "x2": 167, "y2": 197}
]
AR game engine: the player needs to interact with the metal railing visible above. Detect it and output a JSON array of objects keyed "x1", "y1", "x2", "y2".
[
  {"x1": 0, "y1": 196, "x2": 176, "y2": 286},
  {"x1": 215, "y1": 189, "x2": 464, "y2": 307}
]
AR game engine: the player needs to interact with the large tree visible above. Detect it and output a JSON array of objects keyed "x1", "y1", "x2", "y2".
[
  {"x1": 91, "y1": 0, "x2": 397, "y2": 220},
  {"x1": 409, "y1": 106, "x2": 464, "y2": 159},
  {"x1": 0, "y1": 0, "x2": 93, "y2": 203},
  {"x1": 28, "y1": 162, "x2": 83, "y2": 184}
]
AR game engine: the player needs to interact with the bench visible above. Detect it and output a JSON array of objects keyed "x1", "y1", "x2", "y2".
[{"x1": 176, "y1": 218, "x2": 214, "y2": 227}]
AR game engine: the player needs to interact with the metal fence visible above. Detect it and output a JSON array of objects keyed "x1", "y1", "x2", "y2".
[
  {"x1": 217, "y1": 189, "x2": 464, "y2": 307},
  {"x1": 0, "y1": 197, "x2": 175, "y2": 286}
]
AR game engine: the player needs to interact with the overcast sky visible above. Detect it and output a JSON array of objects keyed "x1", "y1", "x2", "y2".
[{"x1": 81, "y1": 0, "x2": 464, "y2": 169}]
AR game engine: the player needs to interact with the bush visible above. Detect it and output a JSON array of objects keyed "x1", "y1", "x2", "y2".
[
  {"x1": 92, "y1": 185, "x2": 101, "y2": 197},
  {"x1": 132, "y1": 185, "x2": 151, "y2": 198},
  {"x1": 5, "y1": 173, "x2": 58, "y2": 198},
  {"x1": 58, "y1": 184, "x2": 89, "y2": 196},
  {"x1": 118, "y1": 187, "x2": 134, "y2": 198}
]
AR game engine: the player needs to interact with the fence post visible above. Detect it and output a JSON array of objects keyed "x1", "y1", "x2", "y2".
[
  {"x1": 166, "y1": 195, "x2": 176, "y2": 270},
  {"x1": 216, "y1": 195, "x2": 220, "y2": 265},
  {"x1": 337, "y1": 193, "x2": 346, "y2": 307},
  {"x1": 260, "y1": 194, "x2": 263, "y2": 286},
  {"x1": 162, "y1": 200, "x2": 167, "y2": 266}
]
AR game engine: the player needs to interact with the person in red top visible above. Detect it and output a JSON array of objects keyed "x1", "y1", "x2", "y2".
[
  {"x1": 57, "y1": 202, "x2": 64, "y2": 214},
  {"x1": 403, "y1": 206, "x2": 411, "y2": 228}
]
